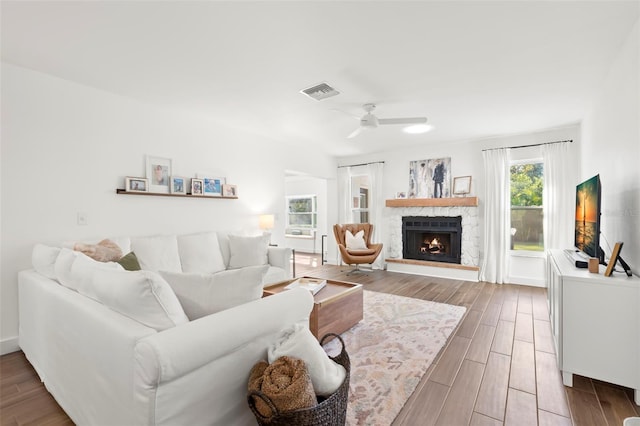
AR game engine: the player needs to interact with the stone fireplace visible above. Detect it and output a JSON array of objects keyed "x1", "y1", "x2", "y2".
[
  {"x1": 402, "y1": 216, "x2": 462, "y2": 264},
  {"x1": 385, "y1": 200, "x2": 480, "y2": 280}
]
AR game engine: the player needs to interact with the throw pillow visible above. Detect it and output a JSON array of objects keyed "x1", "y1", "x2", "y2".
[
  {"x1": 32, "y1": 244, "x2": 61, "y2": 279},
  {"x1": 345, "y1": 229, "x2": 367, "y2": 250},
  {"x1": 73, "y1": 238, "x2": 123, "y2": 262},
  {"x1": 159, "y1": 265, "x2": 268, "y2": 320},
  {"x1": 82, "y1": 268, "x2": 189, "y2": 331},
  {"x1": 177, "y1": 231, "x2": 226, "y2": 274},
  {"x1": 227, "y1": 234, "x2": 269, "y2": 269},
  {"x1": 117, "y1": 252, "x2": 142, "y2": 271},
  {"x1": 130, "y1": 234, "x2": 182, "y2": 272},
  {"x1": 268, "y1": 323, "x2": 346, "y2": 396}
]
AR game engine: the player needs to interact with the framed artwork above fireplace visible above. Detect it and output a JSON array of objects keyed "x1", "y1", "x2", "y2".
[{"x1": 408, "y1": 157, "x2": 451, "y2": 199}]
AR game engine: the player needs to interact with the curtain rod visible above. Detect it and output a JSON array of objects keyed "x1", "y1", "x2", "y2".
[
  {"x1": 337, "y1": 161, "x2": 385, "y2": 169},
  {"x1": 482, "y1": 139, "x2": 573, "y2": 152}
]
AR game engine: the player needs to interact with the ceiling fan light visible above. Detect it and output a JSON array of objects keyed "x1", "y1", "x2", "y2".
[{"x1": 403, "y1": 124, "x2": 433, "y2": 134}]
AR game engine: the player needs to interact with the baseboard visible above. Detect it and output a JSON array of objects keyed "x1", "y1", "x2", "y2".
[
  {"x1": 1, "y1": 336, "x2": 19, "y2": 355},
  {"x1": 507, "y1": 276, "x2": 546, "y2": 287}
]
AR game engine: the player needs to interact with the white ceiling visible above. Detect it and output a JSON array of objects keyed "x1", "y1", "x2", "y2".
[{"x1": 2, "y1": 1, "x2": 638, "y2": 157}]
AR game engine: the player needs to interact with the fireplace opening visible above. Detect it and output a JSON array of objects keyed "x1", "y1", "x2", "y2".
[{"x1": 403, "y1": 216, "x2": 462, "y2": 264}]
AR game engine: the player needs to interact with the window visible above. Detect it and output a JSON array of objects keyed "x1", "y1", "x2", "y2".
[
  {"x1": 510, "y1": 161, "x2": 544, "y2": 251},
  {"x1": 286, "y1": 195, "x2": 317, "y2": 236},
  {"x1": 351, "y1": 175, "x2": 369, "y2": 223}
]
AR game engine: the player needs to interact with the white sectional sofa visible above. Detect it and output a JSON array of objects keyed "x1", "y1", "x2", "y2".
[{"x1": 19, "y1": 231, "x2": 310, "y2": 425}]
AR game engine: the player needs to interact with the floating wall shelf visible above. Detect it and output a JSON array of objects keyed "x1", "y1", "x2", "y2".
[
  {"x1": 385, "y1": 197, "x2": 478, "y2": 208},
  {"x1": 116, "y1": 189, "x2": 238, "y2": 199}
]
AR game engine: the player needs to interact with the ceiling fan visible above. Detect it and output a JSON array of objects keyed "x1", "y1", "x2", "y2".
[{"x1": 346, "y1": 103, "x2": 428, "y2": 139}]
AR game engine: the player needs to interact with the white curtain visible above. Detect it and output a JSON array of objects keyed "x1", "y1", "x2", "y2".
[
  {"x1": 479, "y1": 148, "x2": 511, "y2": 283},
  {"x1": 366, "y1": 162, "x2": 385, "y2": 269},
  {"x1": 337, "y1": 167, "x2": 351, "y2": 225},
  {"x1": 542, "y1": 142, "x2": 575, "y2": 250}
]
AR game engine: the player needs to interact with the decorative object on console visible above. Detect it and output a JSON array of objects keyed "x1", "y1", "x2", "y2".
[
  {"x1": 222, "y1": 184, "x2": 237, "y2": 197},
  {"x1": 190, "y1": 178, "x2": 204, "y2": 195},
  {"x1": 170, "y1": 176, "x2": 187, "y2": 194},
  {"x1": 453, "y1": 175, "x2": 472, "y2": 196},
  {"x1": 125, "y1": 177, "x2": 148, "y2": 193},
  {"x1": 408, "y1": 157, "x2": 451, "y2": 199},
  {"x1": 604, "y1": 241, "x2": 632, "y2": 277},
  {"x1": 395, "y1": 191, "x2": 407, "y2": 199},
  {"x1": 145, "y1": 155, "x2": 172, "y2": 193}
]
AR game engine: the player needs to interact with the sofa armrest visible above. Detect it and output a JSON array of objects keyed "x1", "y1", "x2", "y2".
[
  {"x1": 133, "y1": 287, "x2": 313, "y2": 425},
  {"x1": 267, "y1": 246, "x2": 291, "y2": 270}
]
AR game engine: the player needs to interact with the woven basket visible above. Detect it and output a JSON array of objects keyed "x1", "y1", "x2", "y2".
[{"x1": 247, "y1": 333, "x2": 350, "y2": 426}]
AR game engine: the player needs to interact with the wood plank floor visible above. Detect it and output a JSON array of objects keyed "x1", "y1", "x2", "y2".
[{"x1": 1, "y1": 253, "x2": 638, "y2": 425}]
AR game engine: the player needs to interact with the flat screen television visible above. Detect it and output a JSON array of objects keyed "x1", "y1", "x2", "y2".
[{"x1": 574, "y1": 174, "x2": 602, "y2": 262}]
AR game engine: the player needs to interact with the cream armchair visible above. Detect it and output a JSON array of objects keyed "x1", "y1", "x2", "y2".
[{"x1": 333, "y1": 223, "x2": 383, "y2": 274}]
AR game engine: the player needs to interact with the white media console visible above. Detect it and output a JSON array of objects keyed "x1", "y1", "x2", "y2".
[{"x1": 547, "y1": 249, "x2": 640, "y2": 404}]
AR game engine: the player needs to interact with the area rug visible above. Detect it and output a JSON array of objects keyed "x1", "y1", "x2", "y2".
[{"x1": 323, "y1": 290, "x2": 466, "y2": 426}]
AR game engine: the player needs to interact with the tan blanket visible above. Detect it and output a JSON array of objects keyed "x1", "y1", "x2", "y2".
[{"x1": 248, "y1": 356, "x2": 317, "y2": 419}]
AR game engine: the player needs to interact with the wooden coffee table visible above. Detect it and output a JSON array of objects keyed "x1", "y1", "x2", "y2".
[{"x1": 263, "y1": 277, "x2": 363, "y2": 340}]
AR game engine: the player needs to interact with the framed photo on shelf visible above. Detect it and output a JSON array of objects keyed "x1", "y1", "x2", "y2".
[
  {"x1": 146, "y1": 155, "x2": 172, "y2": 193},
  {"x1": 222, "y1": 184, "x2": 237, "y2": 197},
  {"x1": 190, "y1": 178, "x2": 204, "y2": 196},
  {"x1": 125, "y1": 177, "x2": 148, "y2": 193},
  {"x1": 604, "y1": 242, "x2": 623, "y2": 277},
  {"x1": 170, "y1": 176, "x2": 187, "y2": 194},
  {"x1": 202, "y1": 177, "x2": 225, "y2": 196},
  {"x1": 453, "y1": 176, "x2": 472, "y2": 195}
]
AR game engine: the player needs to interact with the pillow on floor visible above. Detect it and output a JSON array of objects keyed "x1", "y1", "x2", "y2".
[
  {"x1": 159, "y1": 265, "x2": 268, "y2": 320},
  {"x1": 227, "y1": 234, "x2": 270, "y2": 269}
]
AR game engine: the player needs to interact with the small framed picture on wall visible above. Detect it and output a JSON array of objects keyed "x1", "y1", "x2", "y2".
[
  {"x1": 222, "y1": 184, "x2": 237, "y2": 197},
  {"x1": 125, "y1": 177, "x2": 148, "y2": 193},
  {"x1": 170, "y1": 176, "x2": 187, "y2": 194},
  {"x1": 190, "y1": 178, "x2": 204, "y2": 196}
]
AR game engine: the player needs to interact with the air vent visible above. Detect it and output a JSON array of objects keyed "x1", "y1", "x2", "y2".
[{"x1": 300, "y1": 82, "x2": 340, "y2": 101}]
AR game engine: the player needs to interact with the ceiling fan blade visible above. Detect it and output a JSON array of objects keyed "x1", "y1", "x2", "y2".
[
  {"x1": 378, "y1": 117, "x2": 427, "y2": 125},
  {"x1": 347, "y1": 127, "x2": 363, "y2": 139}
]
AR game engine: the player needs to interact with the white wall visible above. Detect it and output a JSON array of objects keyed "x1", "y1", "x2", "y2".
[
  {"x1": 0, "y1": 63, "x2": 337, "y2": 352},
  {"x1": 284, "y1": 175, "x2": 328, "y2": 254},
  {"x1": 581, "y1": 19, "x2": 639, "y2": 276}
]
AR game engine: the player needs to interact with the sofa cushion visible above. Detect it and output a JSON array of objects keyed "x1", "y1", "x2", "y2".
[
  {"x1": 159, "y1": 265, "x2": 268, "y2": 320},
  {"x1": 32, "y1": 244, "x2": 62, "y2": 279},
  {"x1": 80, "y1": 267, "x2": 189, "y2": 331},
  {"x1": 54, "y1": 248, "x2": 124, "y2": 292},
  {"x1": 227, "y1": 234, "x2": 270, "y2": 269},
  {"x1": 130, "y1": 234, "x2": 182, "y2": 272},
  {"x1": 177, "y1": 231, "x2": 226, "y2": 274}
]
